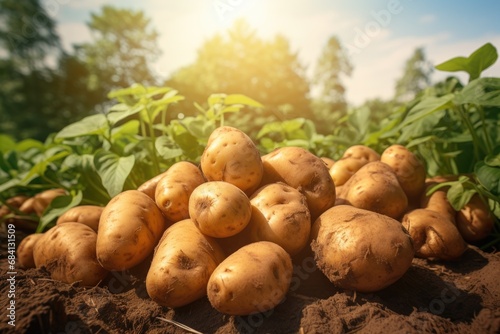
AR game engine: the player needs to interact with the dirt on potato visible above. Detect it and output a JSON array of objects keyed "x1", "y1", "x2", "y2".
[{"x1": 1, "y1": 229, "x2": 499, "y2": 334}]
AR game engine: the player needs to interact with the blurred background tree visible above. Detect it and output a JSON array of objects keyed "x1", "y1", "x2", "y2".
[
  {"x1": 77, "y1": 6, "x2": 161, "y2": 96},
  {"x1": 311, "y1": 35, "x2": 353, "y2": 134},
  {"x1": 394, "y1": 47, "x2": 433, "y2": 103},
  {"x1": 166, "y1": 19, "x2": 312, "y2": 136}
]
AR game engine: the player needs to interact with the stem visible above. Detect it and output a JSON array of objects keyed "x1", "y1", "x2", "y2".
[
  {"x1": 456, "y1": 105, "x2": 483, "y2": 162},
  {"x1": 476, "y1": 105, "x2": 494, "y2": 155},
  {"x1": 146, "y1": 106, "x2": 161, "y2": 176}
]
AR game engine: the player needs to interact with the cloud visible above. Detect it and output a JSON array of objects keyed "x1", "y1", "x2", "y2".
[{"x1": 56, "y1": 22, "x2": 91, "y2": 51}]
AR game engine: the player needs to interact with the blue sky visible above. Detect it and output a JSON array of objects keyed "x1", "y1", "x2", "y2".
[{"x1": 49, "y1": 0, "x2": 500, "y2": 104}]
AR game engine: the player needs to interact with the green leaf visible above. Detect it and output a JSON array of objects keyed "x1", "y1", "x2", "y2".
[
  {"x1": 454, "y1": 77, "x2": 500, "y2": 106},
  {"x1": 56, "y1": 114, "x2": 109, "y2": 139},
  {"x1": 21, "y1": 148, "x2": 70, "y2": 183},
  {"x1": 155, "y1": 136, "x2": 184, "y2": 160},
  {"x1": 107, "y1": 104, "x2": 144, "y2": 125},
  {"x1": 435, "y1": 43, "x2": 498, "y2": 81},
  {"x1": 447, "y1": 182, "x2": 476, "y2": 210},
  {"x1": 485, "y1": 152, "x2": 500, "y2": 167},
  {"x1": 224, "y1": 94, "x2": 263, "y2": 107},
  {"x1": 111, "y1": 120, "x2": 140, "y2": 139},
  {"x1": 108, "y1": 84, "x2": 146, "y2": 100},
  {"x1": 15, "y1": 139, "x2": 45, "y2": 152},
  {"x1": 37, "y1": 191, "x2": 83, "y2": 232},
  {"x1": 94, "y1": 150, "x2": 136, "y2": 197},
  {"x1": 475, "y1": 160, "x2": 500, "y2": 196},
  {"x1": 0, "y1": 135, "x2": 16, "y2": 152}
]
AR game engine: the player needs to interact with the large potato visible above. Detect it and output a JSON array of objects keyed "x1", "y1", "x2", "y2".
[
  {"x1": 329, "y1": 145, "x2": 380, "y2": 187},
  {"x1": 246, "y1": 183, "x2": 311, "y2": 255},
  {"x1": 337, "y1": 161, "x2": 408, "y2": 219},
  {"x1": 17, "y1": 233, "x2": 43, "y2": 269},
  {"x1": 33, "y1": 223, "x2": 108, "y2": 286},
  {"x1": 155, "y1": 161, "x2": 206, "y2": 222},
  {"x1": 381, "y1": 144, "x2": 426, "y2": 203},
  {"x1": 311, "y1": 205, "x2": 414, "y2": 293},
  {"x1": 260, "y1": 146, "x2": 336, "y2": 219},
  {"x1": 56, "y1": 205, "x2": 103, "y2": 232},
  {"x1": 200, "y1": 126, "x2": 263, "y2": 195},
  {"x1": 97, "y1": 190, "x2": 167, "y2": 271},
  {"x1": 146, "y1": 219, "x2": 226, "y2": 308},
  {"x1": 189, "y1": 181, "x2": 252, "y2": 238},
  {"x1": 207, "y1": 241, "x2": 292, "y2": 315}
]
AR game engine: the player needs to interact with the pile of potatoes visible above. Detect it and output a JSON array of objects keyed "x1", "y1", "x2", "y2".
[{"x1": 10, "y1": 126, "x2": 496, "y2": 316}]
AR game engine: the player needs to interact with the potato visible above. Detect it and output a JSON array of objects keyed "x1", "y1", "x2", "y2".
[
  {"x1": 32, "y1": 188, "x2": 67, "y2": 216},
  {"x1": 329, "y1": 145, "x2": 380, "y2": 186},
  {"x1": 146, "y1": 219, "x2": 226, "y2": 308},
  {"x1": 33, "y1": 223, "x2": 108, "y2": 286},
  {"x1": 381, "y1": 144, "x2": 426, "y2": 203},
  {"x1": 401, "y1": 208, "x2": 467, "y2": 260},
  {"x1": 311, "y1": 205, "x2": 414, "y2": 293},
  {"x1": 97, "y1": 190, "x2": 168, "y2": 271},
  {"x1": 207, "y1": 241, "x2": 292, "y2": 315},
  {"x1": 17, "y1": 233, "x2": 43, "y2": 269},
  {"x1": 137, "y1": 170, "x2": 169, "y2": 200},
  {"x1": 19, "y1": 197, "x2": 36, "y2": 215},
  {"x1": 200, "y1": 126, "x2": 263, "y2": 195},
  {"x1": 56, "y1": 205, "x2": 103, "y2": 232},
  {"x1": 260, "y1": 146, "x2": 336, "y2": 219},
  {"x1": 189, "y1": 181, "x2": 252, "y2": 238},
  {"x1": 320, "y1": 157, "x2": 335, "y2": 169},
  {"x1": 155, "y1": 161, "x2": 206, "y2": 222},
  {"x1": 246, "y1": 183, "x2": 311, "y2": 255},
  {"x1": 337, "y1": 161, "x2": 408, "y2": 219},
  {"x1": 456, "y1": 194, "x2": 495, "y2": 243}
]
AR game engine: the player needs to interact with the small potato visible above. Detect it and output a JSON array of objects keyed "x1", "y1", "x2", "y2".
[
  {"x1": 320, "y1": 157, "x2": 335, "y2": 169},
  {"x1": 311, "y1": 205, "x2": 414, "y2": 293},
  {"x1": 32, "y1": 188, "x2": 67, "y2": 216},
  {"x1": 381, "y1": 145, "x2": 426, "y2": 203},
  {"x1": 189, "y1": 181, "x2": 251, "y2": 238},
  {"x1": 329, "y1": 145, "x2": 380, "y2": 186},
  {"x1": 420, "y1": 182, "x2": 456, "y2": 222},
  {"x1": 146, "y1": 219, "x2": 226, "y2": 308},
  {"x1": 33, "y1": 223, "x2": 108, "y2": 286},
  {"x1": 155, "y1": 161, "x2": 206, "y2": 222},
  {"x1": 19, "y1": 197, "x2": 36, "y2": 215},
  {"x1": 137, "y1": 170, "x2": 169, "y2": 200},
  {"x1": 260, "y1": 147, "x2": 336, "y2": 219},
  {"x1": 207, "y1": 241, "x2": 292, "y2": 315},
  {"x1": 402, "y1": 208, "x2": 467, "y2": 260},
  {"x1": 97, "y1": 190, "x2": 168, "y2": 271},
  {"x1": 456, "y1": 194, "x2": 495, "y2": 243},
  {"x1": 246, "y1": 183, "x2": 311, "y2": 255},
  {"x1": 337, "y1": 161, "x2": 408, "y2": 219},
  {"x1": 201, "y1": 126, "x2": 263, "y2": 195},
  {"x1": 18, "y1": 233, "x2": 43, "y2": 269},
  {"x1": 56, "y1": 205, "x2": 103, "y2": 232}
]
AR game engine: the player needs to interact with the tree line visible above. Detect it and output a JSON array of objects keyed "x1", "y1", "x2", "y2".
[{"x1": 0, "y1": 0, "x2": 432, "y2": 141}]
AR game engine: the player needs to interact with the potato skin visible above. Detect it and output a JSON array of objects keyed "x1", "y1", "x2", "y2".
[
  {"x1": 97, "y1": 190, "x2": 168, "y2": 271},
  {"x1": 247, "y1": 183, "x2": 311, "y2": 255},
  {"x1": 201, "y1": 126, "x2": 263, "y2": 195},
  {"x1": 137, "y1": 170, "x2": 169, "y2": 200},
  {"x1": 329, "y1": 145, "x2": 380, "y2": 186},
  {"x1": 337, "y1": 161, "x2": 408, "y2": 219},
  {"x1": 207, "y1": 241, "x2": 292, "y2": 315},
  {"x1": 260, "y1": 147, "x2": 336, "y2": 219},
  {"x1": 146, "y1": 219, "x2": 226, "y2": 308},
  {"x1": 189, "y1": 181, "x2": 252, "y2": 238},
  {"x1": 32, "y1": 188, "x2": 67, "y2": 216},
  {"x1": 18, "y1": 233, "x2": 43, "y2": 269},
  {"x1": 311, "y1": 205, "x2": 414, "y2": 293},
  {"x1": 155, "y1": 161, "x2": 206, "y2": 222},
  {"x1": 56, "y1": 205, "x2": 103, "y2": 232},
  {"x1": 456, "y1": 194, "x2": 495, "y2": 242},
  {"x1": 33, "y1": 223, "x2": 108, "y2": 286},
  {"x1": 381, "y1": 145, "x2": 426, "y2": 203}
]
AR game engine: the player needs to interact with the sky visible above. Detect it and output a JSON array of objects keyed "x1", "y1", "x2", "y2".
[{"x1": 48, "y1": 0, "x2": 500, "y2": 105}]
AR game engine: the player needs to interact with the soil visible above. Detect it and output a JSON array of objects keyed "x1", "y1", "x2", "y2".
[{"x1": 1, "y1": 229, "x2": 499, "y2": 334}]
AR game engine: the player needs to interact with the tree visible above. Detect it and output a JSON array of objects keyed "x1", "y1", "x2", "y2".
[
  {"x1": 311, "y1": 36, "x2": 353, "y2": 134},
  {"x1": 0, "y1": 0, "x2": 64, "y2": 140},
  {"x1": 167, "y1": 19, "x2": 311, "y2": 135},
  {"x1": 77, "y1": 6, "x2": 161, "y2": 95},
  {"x1": 394, "y1": 47, "x2": 433, "y2": 102}
]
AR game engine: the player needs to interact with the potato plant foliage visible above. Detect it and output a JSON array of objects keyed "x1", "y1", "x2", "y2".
[{"x1": 0, "y1": 43, "x2": 499, "y2": 248}]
